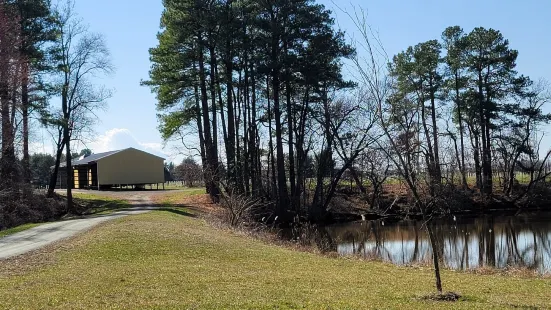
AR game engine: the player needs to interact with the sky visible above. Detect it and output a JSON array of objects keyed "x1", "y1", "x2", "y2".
[{"x1": 33, "y1": 0, "x2": 551, "y2": 163}]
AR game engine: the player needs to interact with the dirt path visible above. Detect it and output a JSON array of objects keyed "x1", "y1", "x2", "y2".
[{"x1": 0, "y1": 190, "x2": 168, "y2": 260}]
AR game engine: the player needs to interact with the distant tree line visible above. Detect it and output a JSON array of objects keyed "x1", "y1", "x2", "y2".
[{"x1": 165, "y1": 158, "x2": 203, "y2": 187}]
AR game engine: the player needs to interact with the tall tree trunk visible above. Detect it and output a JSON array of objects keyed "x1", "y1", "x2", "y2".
[
  {"x1": 47, "y1": 136, "x2": 64, "y2": 197},
  {"x1": 473, "y1": 134, "x2": 482, "y2": 189},
  {"x1": 483, "y1": 109, "x2": 493, "y2": 195},
  {"x1": 198, "y1": 34, "x2": 219, "y2": 202},
  {"x1": 21, "y1": 62, "x2": 30, "y2": 185},
  {"x1": 208, "y1": 43, "x2": 218, "y2": 175},
  {"x1": 455, "y1": 72, "x2": 468, "y2": 188},
  {"x1": 234, "y1": 82, "x2": 245, "y2": 194},
  {"x1": 243, "y1": 62, "x2": 251, "y2": 196},
  {"x1": 249, "y1": 64, "x2": 259, "y2": 196},
  {"x1": 284, "y1": 42, "x2": 296, "y2": 213},
  {"x1": 267, "y1": 75, "x2": 277, "y2": 201},
  {"x1": 64, "y1": 123, "x2": 73, "y2": 213},
  {"x1": 0, "y1": 79, "x2": 16, "y2": 189},
  {"x1": 429, "y1": 79, "x2": 441, "y2": 184},
  {"x1": 193, "y1": 75, "x2": 208, "y2": 191},
  {"x1": 225, "y1": 42, "x2": 237, "y2": 193},
  {"x1": 420, "y1": 97, "x2": 436, "y2": 188},
  {"x1": 271, "y1": 35, "x2": 289, "y2": 221},
  {"x1": 215, "y1": 65, "x2": 229, "y2": 173},
  {"x1": 285, "y1": 78, "x2": 296, "y2": 212},
  {"x1": 294, "y1": 89, "x2": 309, "y2": 212},
  {"x1": 427, "y1": 223, "x2": 443, "y2": 294},
  {"x1": 483, "y1": 68, "x2": 494, "y2": 195},
  {"x1": 478, "y1": 70, "x2": 490, "y2": 195}
]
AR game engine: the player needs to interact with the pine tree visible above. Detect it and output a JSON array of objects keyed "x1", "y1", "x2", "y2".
[{"x1": 464, "y1": 27, "x2": 529, "y2": 195}]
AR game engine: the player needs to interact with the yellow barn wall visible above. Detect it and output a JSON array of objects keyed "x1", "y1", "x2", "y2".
[{"x1": 97, "y1": 148, "x2": 165, "y2": 185}]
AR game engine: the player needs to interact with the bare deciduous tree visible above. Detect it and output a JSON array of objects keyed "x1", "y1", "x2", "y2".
[
  {"x1": 346, "y1": 7, "x2": 446, "y2": 294},
  {"x1": 46, "y1": 0, "x2": 113, "y2": 211}
]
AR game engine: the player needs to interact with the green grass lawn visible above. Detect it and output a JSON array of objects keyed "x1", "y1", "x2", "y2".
[
  {"x1": 160, "y1": 187, "x2": 206, "y2": 204},
  {"x1": 72, "y1": 193, "x2": 130, "y2": 215},
  {"x1": 0, "y1": 203, "x2": 549, "y2": 309},
  {"x1": 0, "y1": 223, "x2": 42, "y2": 238},
  {"x1": 163, "y1": 182, "x2": 206, "y2": 190}
]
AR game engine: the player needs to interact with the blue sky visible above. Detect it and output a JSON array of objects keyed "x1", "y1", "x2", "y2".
[{"x1": 39, "y1": 0, "x2": 551, "y2": 163}]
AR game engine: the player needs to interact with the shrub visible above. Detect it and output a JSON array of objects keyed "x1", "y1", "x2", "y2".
[
  {"x1": 220, "y1": 193, "x2": 262, "y2": 227},
  {"x1": 0, "y1": 184, "x2": 65, "y2": 231}
]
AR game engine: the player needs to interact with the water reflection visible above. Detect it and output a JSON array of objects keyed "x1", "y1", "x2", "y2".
[{"x1": 326, "y1": 214, "x2": 551, "y2": 274}]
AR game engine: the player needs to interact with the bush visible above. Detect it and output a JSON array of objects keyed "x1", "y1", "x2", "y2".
[
  {"x1": 0, "y1": 185, "x2": 65, "y2": 231},
  {"x1": 290, "y1": 222, "x2": 336, "y2": 253},
  {"x1": 220, "y1": 193, "x2": 262, "y2": 227}
]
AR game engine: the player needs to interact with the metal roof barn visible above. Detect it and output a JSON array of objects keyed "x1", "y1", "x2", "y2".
[{"x1": 56, "y1": 148, "x2": 165, "y2": 190}]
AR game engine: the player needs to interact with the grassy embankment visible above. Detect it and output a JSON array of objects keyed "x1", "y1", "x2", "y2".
[
  {"x1": 72, "y1": 192, "x2": 130, "y2": 215},
  {"x1": 0, "y1": 190, "x2": 549, "y2": 309}
]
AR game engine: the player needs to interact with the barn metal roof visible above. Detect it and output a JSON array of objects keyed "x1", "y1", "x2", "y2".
[
  {"x1": 58, "y1": 150, "x2": 122, "y2": 168},
  {"x1": 57, "y1": 148, "x2": 165, "y2": 168},
  {"x1": 74, "y1": 150, "x2": 123, "y2": 165}
]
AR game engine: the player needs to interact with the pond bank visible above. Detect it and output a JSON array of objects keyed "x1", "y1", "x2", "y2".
[
  {"x1": 325, "y1": 212, "x2": 551, "y2": 275},
  {"x1": 2, "y1": 200, "x2": 550, "y2": 308}
]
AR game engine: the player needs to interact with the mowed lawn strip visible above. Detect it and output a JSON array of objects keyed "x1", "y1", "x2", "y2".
[
  {"x1": 72, "y1": 192, "x2": 130, "y2": 215},
  {"x1": 0, "y1": 223, "x2": 42, "y2": 238},
  {"x1": 0, "y1": 206, "x2": 549, "y2": 309}
]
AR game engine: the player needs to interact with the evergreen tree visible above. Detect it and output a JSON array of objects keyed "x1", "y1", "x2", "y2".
[
  {"x1": 8, "y1": 0, "x2": 56, "y2": 184},
  {"x1": 464, "y1": 27, "x2": 529, "y2": 195}
]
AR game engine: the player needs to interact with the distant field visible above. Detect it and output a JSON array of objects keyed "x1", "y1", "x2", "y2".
[{"x1": 163, "y1": 182, "x2": 204, "y2": 190}]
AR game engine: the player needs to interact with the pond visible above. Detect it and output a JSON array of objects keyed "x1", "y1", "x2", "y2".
[{"x1": 325, "y1": 213, "x2": 551, "y2": 274}]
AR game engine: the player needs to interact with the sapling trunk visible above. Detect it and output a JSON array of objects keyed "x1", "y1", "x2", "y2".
[{"x1": 427, "y1": 223, "x2": 443, "y2": 294}]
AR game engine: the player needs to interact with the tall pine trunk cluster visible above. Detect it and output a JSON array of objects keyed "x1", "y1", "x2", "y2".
[
  {"x1": 0, "y1": 0, "x2": 54, "y2": 192},
  {"x1": 146, "y1": 0, "x2": 356, "y2": 223}
]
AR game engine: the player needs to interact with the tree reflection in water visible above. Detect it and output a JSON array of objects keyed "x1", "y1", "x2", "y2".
[{"x1": 327, "y1": 214, "x2": 551, "y2": 274}]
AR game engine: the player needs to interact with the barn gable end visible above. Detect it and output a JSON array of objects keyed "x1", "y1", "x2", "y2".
[{"x1": 96, "y1": 148, "x2": 165, "y2": 186}]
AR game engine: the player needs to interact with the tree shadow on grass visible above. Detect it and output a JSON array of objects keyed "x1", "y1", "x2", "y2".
[
  {"x1": 158, "y1": 206, "x2": 197, "y2": 218},
  {"x1": 74, "y1": 198, "x2": 130, "y2": 216},
  {"x1": 69, "y1": 196, "x2": 200, "y2": 220}
]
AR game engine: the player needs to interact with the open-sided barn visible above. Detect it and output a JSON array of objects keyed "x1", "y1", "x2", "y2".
[{"x1": 56, "y1": 148, "x2": 165, "y2": 190}]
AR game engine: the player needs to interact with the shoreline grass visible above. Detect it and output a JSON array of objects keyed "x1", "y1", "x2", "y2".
[{"x1": 0, "y1": 201, "x2": 549, "y2": 309}]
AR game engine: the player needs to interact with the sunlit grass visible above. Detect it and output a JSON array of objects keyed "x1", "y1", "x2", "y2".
[
  {"x1": 160, "y1": 187, "x2": 206, "y2": 205},
  {"x1": 163, "y1": 182, "x2": 205, "y2": 190},
  {"x1": 0, "y1": 223, "x2": 42, "y2": 238},
  {"x1": 0, "y1": 200, "x2": 549, "y2": 309},
  {"x1": 72, "y1": 193, "x2": 130, "y2": 215}
]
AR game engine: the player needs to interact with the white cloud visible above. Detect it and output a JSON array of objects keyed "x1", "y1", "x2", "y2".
[{"x1": 88, "y1": 128, "x2": 170, "y2": 160}]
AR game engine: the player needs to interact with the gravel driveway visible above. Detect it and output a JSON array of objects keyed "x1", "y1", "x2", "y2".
[{"x1": 0, "y1": 190, "x2": 166, "y2": 260}]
